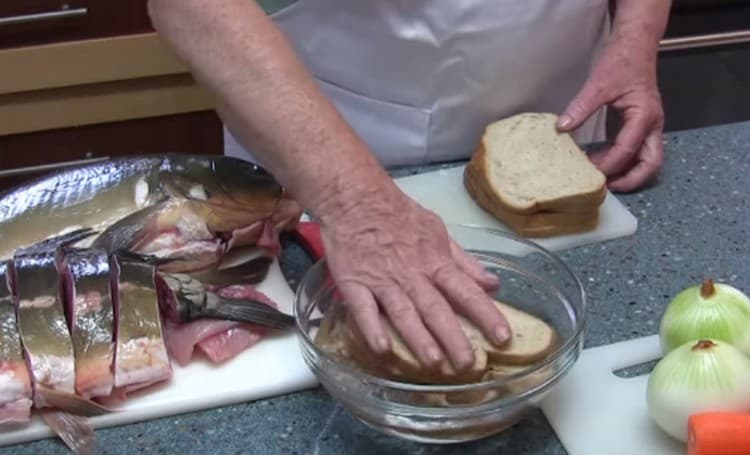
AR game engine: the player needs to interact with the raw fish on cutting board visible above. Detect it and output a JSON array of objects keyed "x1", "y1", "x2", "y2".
[{"x1": 0, "y1": 260, "x2": 318, "y2": 448}]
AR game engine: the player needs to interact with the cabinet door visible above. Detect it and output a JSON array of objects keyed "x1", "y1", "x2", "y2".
[
  {"x1": 0, "y1": 0, "x2": 153, "y2": 49},
  {"x1": 0, "y1": 110, "x2": 223, "y2": 191}
]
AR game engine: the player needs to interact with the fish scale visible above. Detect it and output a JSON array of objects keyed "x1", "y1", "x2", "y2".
[
  {"x1": 13, "y1": 252, "x2": 76, "y2": 403},
  {"x1": 0, "y1": 260, "x2": 33, "y2": 424},
  {"x1": 111, "y1": 255, "x2": 171, "y2": 394},
  {"x1": 59, "y1": 248, "x2": 115, "y2": 399}
]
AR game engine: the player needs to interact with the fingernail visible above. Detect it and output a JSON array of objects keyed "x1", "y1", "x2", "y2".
[
  {"x1": 483, "y1": 271, "x2": 500, "y2": 285},
  {"x1": 557, "y1": 114, "x2": 573, "y2": 129},
  {"x1": 495, "y1": 325, "x2": 511, "y2": 344},
  {"x1": 427, "y1": 346, "x2": 443, "y2": 365},
  {"x1": 374, "y1": 336, "x2": 390, "y2": 353}
]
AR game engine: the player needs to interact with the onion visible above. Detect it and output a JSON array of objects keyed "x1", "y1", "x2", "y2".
[
  {"x1": 659, "y1": 279, "x2": 750, "y2": 355},
  {"x1": 646, "y1": 339, "x2": 750, "y2": 442}
]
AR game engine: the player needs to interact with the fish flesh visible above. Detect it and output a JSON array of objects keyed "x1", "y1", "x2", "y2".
[
  {"x1": 0, "y1": 260, "x2": 32, "y2": 424},
  {"x1": 58, "y1": 248, "x2": 115, "y2": 399},
  {"x1": 0, "y1": 155, "x2": 302, "y2": 264},
  {"x1": 110, "y1": 254, "x2": 171, "y2": 395}
]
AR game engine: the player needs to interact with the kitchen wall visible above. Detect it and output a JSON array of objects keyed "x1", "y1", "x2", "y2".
[{"x1": 655, "y1": 1, "x2": 750, "y2": 133}]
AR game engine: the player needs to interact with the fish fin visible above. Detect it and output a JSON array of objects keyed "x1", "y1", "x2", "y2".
[
  {"x1": 91, "y1": 201, "x2": 167, "y2": 253},
  {"x1": 194, "y1": 256, "x2": 272, "y2": 286},
  {"x1": 209, "y1": 297, "x2": 296, "y2": 330},
  {"x1": 17, "y1": 228, "x2": 99, "y2": 255},
  {"x1": 114, "y1": 249, "x2": 185, "y2": 266},
  {"x1": 39, "y1": 409, "x2": 96, "y2": 455},
  {"x1": 36, "y1": 386, "x2": 115, "y2": 417}
]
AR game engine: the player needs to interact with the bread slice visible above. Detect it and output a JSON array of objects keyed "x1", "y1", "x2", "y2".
[
  {"x1": 464, "y1": 112, "x2": 607, "y2": 234},
  {"x1": 343, "y1": 312, "x2": 489, "y2": 385},
  {"x1": 319, "y1": 299, "x2": 558, "y2": 385},
  {"x1": 464, "y1": 158, "x2": 600, "y2": 237},
  {"x1": 482, "y1": 301, "x2": 558, "y2": 365}
]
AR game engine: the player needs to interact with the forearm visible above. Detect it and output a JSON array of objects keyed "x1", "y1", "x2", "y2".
[
  {"x1": 148, "y1": 0, "x2": 399, "y2": 223},
  {"x1": 610, "y1": 0, "x2": 672, "y2": 56}
]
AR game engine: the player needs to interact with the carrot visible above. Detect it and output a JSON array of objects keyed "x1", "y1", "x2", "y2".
[{"x1": 687, "y1": 412, "x2": 750, "y2": 455}]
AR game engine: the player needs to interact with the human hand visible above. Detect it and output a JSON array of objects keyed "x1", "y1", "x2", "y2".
[
  {"x1": 556, "y1": 38, "x2": 665, "y2": 192},
  {"x1": 320, "y1": 188, "x2": 511, "y2": 371}
]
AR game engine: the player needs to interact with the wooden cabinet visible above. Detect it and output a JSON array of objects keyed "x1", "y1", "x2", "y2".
[
  {"x1": 0, "y1": 2, "x2": 224, "y2": 192},
  {"x1": 0, "y1": 0, "x2": 153, "y2": 49},
  {"x1": 0, "y1": 111, "x2": 223, "y2": 192}
]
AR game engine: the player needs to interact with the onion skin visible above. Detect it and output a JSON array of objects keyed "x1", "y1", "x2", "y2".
[
  {"x1": 646, "y1": 339, "x2": 750, "y2": 442},
  {"x1": 659, "y1": 279, "x2": 750, "y2": 355}
]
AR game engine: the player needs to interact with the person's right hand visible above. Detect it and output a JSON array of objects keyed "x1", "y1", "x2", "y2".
[{"x1": 319, "y1": 185, "x2": 511, "y2": 371}]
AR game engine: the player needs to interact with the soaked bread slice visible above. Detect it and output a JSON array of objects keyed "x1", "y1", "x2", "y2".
[
  {"x1": 343, "y1": 312, "x2": 489, "y2": 385},
  {"x1": 482, "y1": 301, "x2": 559, "y2": 365},
  {"x1": 322, "y1": 300, "x2": 558, "y2": 385}
]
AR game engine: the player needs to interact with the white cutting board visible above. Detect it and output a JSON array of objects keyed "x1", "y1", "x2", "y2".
[
  {"x1": 540, "y1": 335, "x2": 684, "y2": 455},
  {"x1": 0, "y1": 260, "x2": 319, "y2": 447},
  {"x1": 394, "y1": 165, "x2": 638, "y2": 251}
]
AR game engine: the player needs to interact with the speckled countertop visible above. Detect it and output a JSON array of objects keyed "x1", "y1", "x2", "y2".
[{"x1": 5, "y1": 120, "x2": 750, "y2": 454}]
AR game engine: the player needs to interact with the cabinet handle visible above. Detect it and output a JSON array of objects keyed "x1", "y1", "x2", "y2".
[
  {"x1": 660, "y1": 30, "x2": 750, "y2": 52},
  {"x1": 0, "y1": 157, "x2": 109, "y2": 178},
  {"x1": 0, "y1": 7, "x2": 88, "y2": 27}
]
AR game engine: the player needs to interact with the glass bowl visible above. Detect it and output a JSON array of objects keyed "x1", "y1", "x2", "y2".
[{"x1": 293, "y1": 224, "x2": 586, "y2": 443}]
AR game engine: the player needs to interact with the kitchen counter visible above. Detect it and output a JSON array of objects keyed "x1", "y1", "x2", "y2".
[{"x1": 5, "y1": 120, "x2": 750, "y2": 454}]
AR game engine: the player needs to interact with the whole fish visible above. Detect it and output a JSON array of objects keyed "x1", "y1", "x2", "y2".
[
  {"x1": 110, "y1": 254, "x2": 171, "y2": 395},
  {"x1": 0, "y1": 155, "x2": 302, "y2": 264},
  {"x1": 58, "y1": 248, "x2": 115, "y2": 399},
  {"x1": 0, "y1": 260, "x2": 32, "y2": 424}
]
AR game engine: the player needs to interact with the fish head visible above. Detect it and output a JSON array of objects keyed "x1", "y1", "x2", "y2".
[
  {"x1": 161, "y1": 158, "x2": 283, "y2": 209},
  {"x1": 158, "y1": 157, "x2": 303, "y2": 234}
]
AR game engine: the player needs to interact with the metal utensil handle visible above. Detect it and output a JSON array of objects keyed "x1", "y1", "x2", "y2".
[
  {"x1": 660, "y1": 30, "x2": 750, "y2": 52},
  {"x1": 0, "y1": 7, "x2": 87, "y2": 26},
  {"x1": 0, "y1": 157, "x2": 109, "y2": 178}
]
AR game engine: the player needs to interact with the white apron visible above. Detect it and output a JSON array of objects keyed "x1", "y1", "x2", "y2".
[{"x1": 224, "y1": 0, "x2": 611, "y2": 168}]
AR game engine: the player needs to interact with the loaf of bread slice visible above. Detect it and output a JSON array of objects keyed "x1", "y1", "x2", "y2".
[
  {"x1": 464, "y1": 112, "x2": 607, "y2": 237},
  {"x1": 315, "y1": 299, "x2": 558, "y2": 386}
]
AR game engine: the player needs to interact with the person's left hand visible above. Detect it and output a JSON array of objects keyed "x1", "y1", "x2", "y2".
[{"x1": 556, "y1": 39, "x2": 665, "y2": 193}]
